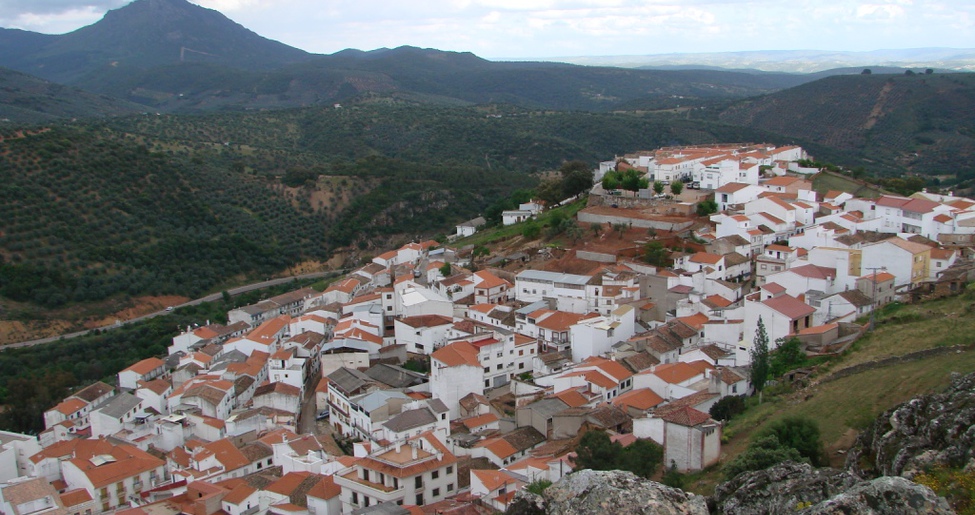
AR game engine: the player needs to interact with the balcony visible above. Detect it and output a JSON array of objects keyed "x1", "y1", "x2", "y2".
[{"x1": 336, "y1": 471, "x2": 403, "y2": 503}]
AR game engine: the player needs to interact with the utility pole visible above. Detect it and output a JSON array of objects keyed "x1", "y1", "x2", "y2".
[{"x1": 865, "y1": 266, "x2": 887, "y2": 331}]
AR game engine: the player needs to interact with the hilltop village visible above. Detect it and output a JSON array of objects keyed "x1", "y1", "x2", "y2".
[{"x1": 4, "y1": 143, "x2": 975, "y2": 515}]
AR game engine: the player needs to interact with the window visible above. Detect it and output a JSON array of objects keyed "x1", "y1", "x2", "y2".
[
  {"x1": 447, "y1": 466, "x2": 453, "y2": 474},
  {"x1": 519, "y1": 350, "x2": 524, "y2": 356},
  {"x1": 351, "y1": 492, "x2": 358, "y2": 505},
  {"x1": 483, "y1": 367, "x2": 490, "y2": 373},
  {"x1": 519, "y1": 363, "x2": 525, "y2": 370},
  {"x1": 496, "y1": 364, "x2": 503, "y2": 370},
  {"x1": 433, "y1": 488, "x2": 440, "y2": 497},
  {"x1": 415, "y1": 477, "x2": 423, "y2": 489},
  {"x1": 484, "y1": 380, "x2": 490, "y2": 387}
]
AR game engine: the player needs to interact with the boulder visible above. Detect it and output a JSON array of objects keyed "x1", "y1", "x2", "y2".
[
  {"x1": 709, "y1": 461, "x2": 861, "y2": 514},
  {"x1": 505, "y1": 469, "x2": 708, "y2": 515},
  {"x1": 846, "y1": 371, "x2": 975, "y2": 478},
  {"x1": 803, "y1": 476, "x2": 954, "y2": 514}
]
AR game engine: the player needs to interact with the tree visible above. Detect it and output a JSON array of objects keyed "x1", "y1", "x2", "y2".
[
  {"x1": 653, "y1": 181, "x2": 664, "y2": 195},
  {"x1": 622, "y1": 438, "x2": 664, "y2": 478},
  {"x1": 438, "y1": 262, "x2": 452, "y2": 277},
  {"x1": 751, "y1": 317, "x2": 771, "y2": 403},
  {"x1": 709, "y1": 395, "x2": 747, "y2": 422},
  {"x1": 522, "y1": 222, "x2": 541, "y2": 240},
  {"x1": 861, "y1": 68, "x2": 872, "y2": 75},
  {"x1": 723, "y1": 434, "x2": 806, "y2": 480},
  {"x1": 696, "y1": 199, "x2": 718, "y2": 216},
  {"x1": 643, "y1": 241, "x2": 670, "y2": 267},
  {"x1": 670, "y1": 181, "x2": 683, "y2": 196},
  {"x1": 564, "y1": 220, "x2": 584, "y2": 244},
  {"x1": 905, "y1": 69, "x2": 916, "y2": 76},
  {"x1": 770, "y1": 337, "x2": 806, "y2": 377},
  {"x1": 925, "y1": 68, "x2": 934, "y2": 75},
  {"x1": 612, "y1": 222, "x2": 627, "y2": 239},
  {"x1": 590, "y1": 222, "x2": 603, "y2": 237},
  {"x1": 560, "y1": 160, "x2": 593, "y2": 198},
  {"x1": 759, "y1": 416, "x2": 825, "y2": 466},
  {"x1": 572, "y1": 431, "x2": 620, "y2": 471},
  {"x1": 571, "y1": 430, "x2": 663, "y2": 479}
]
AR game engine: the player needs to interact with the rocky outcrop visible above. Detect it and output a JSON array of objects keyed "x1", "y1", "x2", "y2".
[
  {"x1": 803, "y1": 476, "x2": 954, "y2": 514},
  {"x1": 846, "y1": 371, "x2": 975, "y2": 478},
  {"x1": 709, "y1": 461, "x2": 953, "y2": 514},
  {"x1": 709, "y1": 461, "x2": 860, "y2": 514},
  {"x1": 505, "y1": 470, "x2": 708, "y2": 515}
]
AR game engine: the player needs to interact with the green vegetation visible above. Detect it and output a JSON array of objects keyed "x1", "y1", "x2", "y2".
[
  {"x1": 526, "y1": 479, "x2": 553, "y2": 495},
  {"x1": 716, "y1": 74, "x2": 975, "y2": 180},
  {"x1": 722, "y1": 434, "x2": 806, "y2": 480},
  {"x1": 709, "y1": 395, "x2": 747, "y2": 422},
  {"x1": 601, "y1": 168, "x2": 648, "y2": 192},
  {"x1": 915, "y1": 466, "x2": 975, "y2": 515},
  {"x1": 571, "y1": 430, "x2": 664, "y2": 479},
  {"x1": 0, "y1": 280, "x2": 310, "y2": 433},
  {"x1": 750, "y1": 318, "x2": 771, "y2": 401}
]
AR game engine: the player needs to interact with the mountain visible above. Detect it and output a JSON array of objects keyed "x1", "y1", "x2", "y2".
[
  {"x1": 715, "y1": 72, "x2": 975, "y2": 176},
  {"x1": 0, "y1": 0, "x2": 314, "y2": 85},
  {"x1": 0, "y1": 0, "x2": 823, "y2": 114},
  {"x1": 546, "y1": 48, "x2": 975, "y2": 73},
  {"x1": 0, "y1": 67, "x2": 144, "y2": 123}
]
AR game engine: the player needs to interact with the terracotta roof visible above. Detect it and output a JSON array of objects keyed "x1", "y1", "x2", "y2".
[
  {"x1": 52, "y1": 397, "x2": 88, "y2": 416},
  {"x1": 763, "y1": 294, "x2": 816, "y2": 320},
  {"x1": 888, "y1": 237, "x2": 933, "y2": 255},
  {"x1": 60, "y1": 488, "x2": 92, "y2": 507},
  {"x1": 122, "y1": 357, "x2": 165, "y2": 376},
  {"x1": 199, "y1": 439, "x2": 251, "y2": 471},
  {"x1": 462, "y1": 413, "x2": 499, "y2": 429},
  {"x1": 657, "y1": 406, "x2": 712, "y2": 426},
  {"x1": 581, "y1": 356, "x2": 633, "y2": 381},
  {"x1": 307, "y1": 475, "x2": 341, "y2": 501},
  {"x1": 477, "y1": 437, "x2": 519, "y2": 459},
  {"x1": 71, "y1": 381, "x2": 114, "y2": 403},
  {"x1": 704, "y1": 295, "x2": 733, "y2": 308},
  {"x1": 535, "y1": 311, "x2": 590, "y2": 332},
  {"x1": 715, "y1": 182, "x2": 750, "y2": 193},
  {"x1": 67, "y1": 442, "x2": 164, "y2": 488},
  {"x1": 645, "y1": 362, "x2": 706, "y2": 384},
  {"x1": 860, "y1": 272, "x2": 896, "y2": 283},
  {"x1": 472, "y1": 469, "x2": 519, "y2": 493},
  {"x1": 611, "y1": 388, "x2": 664, "y2": 410},
  {"x1": 553, "y1": 389, "x2": 589, "y2": 408},
  {"x1": 798, "y1": 322, "x2": 839, "y2": 335},
  {"x1": 222, "y1": 484, "x2": 258, "y2": 505},
  {"x1": 431, "y1": 341, "x2": 480, "y2": 368}
]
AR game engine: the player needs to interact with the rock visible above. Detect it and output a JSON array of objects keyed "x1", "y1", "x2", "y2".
[
  {"x1": 709, "y1": 461, "x2": 861, "y2": 514},
  {"x1": 710, "y1": 462, "x2": 954, "y2": 514},
  {"x1": 505, "y1": 469, "x2": 708, "y2": 515},
  {"x1": 846, "y1": 371, "x2": 975, "y2": 478},
  {"x1": 803, "y1": 476, "x2": 954, "y2": 514},
  {"x1": 506, "y1": 489, "x2": 546, "y2": 515}
]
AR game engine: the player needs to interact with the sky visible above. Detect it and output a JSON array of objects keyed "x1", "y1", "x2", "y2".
[{"x1": 0, "y1": 0, "x2": 972, "y2": 59}]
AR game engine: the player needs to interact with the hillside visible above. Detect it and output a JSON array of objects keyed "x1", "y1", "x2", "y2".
[
  {"x1": 0, "y1": 67, "x2": 144, "y2": 123},
  {"x1": 0, "y1": 0, "x2": 820, "y2": 114},
  {"x1": 0, "y1": 0, "x2": 314, "y2": 85},
  {"x1": 0, "y1": 102, "x2": 795, "y2": 333},
  {"x1": 716, "y1": 73, "x2": 975, "y2": 178}
]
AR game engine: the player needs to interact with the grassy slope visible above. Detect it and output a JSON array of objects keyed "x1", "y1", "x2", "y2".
[{"x1": 688, "y1": 293, "x2": 975, "y2": 495}]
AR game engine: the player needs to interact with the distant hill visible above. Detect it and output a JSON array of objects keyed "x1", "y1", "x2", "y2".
[
  {"x1": 0, "y1": 0, "x2": 314, "y2": 84},
  {"x1": 716, "y1": 73, "x2": 975, "y2": 176},
  {"x1": 550, "y1": 48, "x2": 975, "y2": 73},
  {"x1": 0, "y1": 0, "x2": 825, "y2": 113},
  {"x1": 0, "y1": 67, "x2": 143, "y2": 123}
]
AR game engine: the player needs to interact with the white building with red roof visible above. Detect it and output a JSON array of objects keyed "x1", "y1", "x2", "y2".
[
  {"x1": 471, "y1": 271, "x2": 512, "y2": 304},
  {"x1": 334, "y1": 432, "x2": 457, "y2": 510},
  {"x1": 634, "y1": 402, "x2": 721, "y2": 472},
  {"x1": 60, "y1": 439, "x2": 167, "y2": 512},
  {"x1": 549, "y1": 356, "x2": 634, "y2": 403},
  {"x1": 430, "y1": 341, "x2": 484, "y2": 419},
  {"x1": 742, "y1": 291, "x2": 817, "y2": 355},
  {"x1": 118, "y1": 358, "x2": 167, "y2": 391},
  {"x1": 568, "y1": 304, "x2": 636, "y2": 362},
  {"x1": 393, "y1": 315, "x2": 453, "y2": 355},
  {"x1": 470, "y1": 469, "x2": 525, "y2": 512}
]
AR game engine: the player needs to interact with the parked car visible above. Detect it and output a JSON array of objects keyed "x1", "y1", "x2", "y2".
[{"x1": 316, "y1": 409, "x2": 330, "y2": 420}]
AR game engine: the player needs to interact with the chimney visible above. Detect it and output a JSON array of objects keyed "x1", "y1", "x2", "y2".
[
  {"x1": 411, "y1": 445, "x2": 418, "y2": 460},
  {"x1": 395, "y1": 442, "x2": 402, "y2": 453}
]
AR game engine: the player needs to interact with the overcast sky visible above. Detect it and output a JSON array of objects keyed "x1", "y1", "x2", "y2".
[{"x1": 1, "y1": 0, "x2": 972, "y2": 59}]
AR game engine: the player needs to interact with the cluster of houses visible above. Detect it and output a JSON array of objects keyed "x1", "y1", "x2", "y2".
[{"x1": 4, "y1": 142, "x2": 975, "y2": 515}]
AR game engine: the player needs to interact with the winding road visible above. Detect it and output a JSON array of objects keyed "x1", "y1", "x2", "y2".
[{"x1": 3, "y1": 271, "x2": 340, "y2": 350}]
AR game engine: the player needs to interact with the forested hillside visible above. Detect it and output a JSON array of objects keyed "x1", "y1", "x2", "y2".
[
  {"x1": 0, "y1": 102, "x2": 790, "y2": 319},
  {"x1": 716, "y1": 73, "x2": 975, "y2": 179}
]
